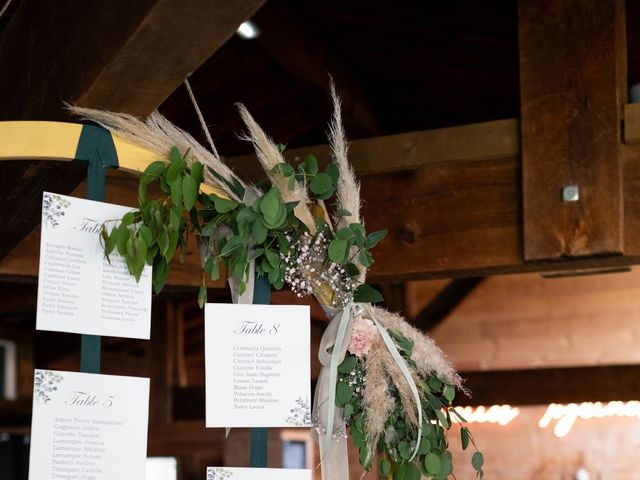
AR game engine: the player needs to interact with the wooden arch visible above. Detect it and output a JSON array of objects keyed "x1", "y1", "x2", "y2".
[{"x1": 0, "y1": 121, "x2": 224, "y2": 196}]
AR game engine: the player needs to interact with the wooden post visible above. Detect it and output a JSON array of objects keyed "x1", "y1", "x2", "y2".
[
  {"x1": 519, "y1": 0, "x2": 627, "y2": 260},
  {"x1": 249, "y1": 275, "x2": 271, "y2": 468}
]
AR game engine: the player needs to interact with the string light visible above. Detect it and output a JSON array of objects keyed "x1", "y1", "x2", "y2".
[
  {"x1": 236, "y1": 20, "x2": 260, "y2": 40},
  {"x1": 451, "y1": 405, "x2": 520, "y2": 426},
  {"x1": 538, "y1": 401, "x2": 640, "y2": 438}
]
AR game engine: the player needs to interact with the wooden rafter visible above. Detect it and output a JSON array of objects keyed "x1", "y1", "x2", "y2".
[
  {"x1": 0, "y1": 0, "x2": 264, "y2": 263},
  {"x1": 460, "y1": 365, "x2": 640, "y2": 406},
  {"x1": 412, "y1": 278, "x2": 484, "y2": 332}
]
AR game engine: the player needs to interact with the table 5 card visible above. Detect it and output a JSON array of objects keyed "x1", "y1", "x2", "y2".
[
  {"x1": 29, "y1": 369, "x2": 150, "y2": 480},
  {"x1": 207, "y1": 467, "x2": 311, "y2": 479},
  {"x1": 36, "y1": 192, "x2": 151, "y2": 339},
  {"x1": 205, "y1": 304, "x2": 311, "y2": 428}
]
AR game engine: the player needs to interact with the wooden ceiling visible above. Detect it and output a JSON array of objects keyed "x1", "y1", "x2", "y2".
[{"x1": 159, "y1": 0, "x2": 521, "y2": 156}]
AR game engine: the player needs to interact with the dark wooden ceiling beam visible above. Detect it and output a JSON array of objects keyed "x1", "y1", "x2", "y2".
[
  {"x1": 0, "y1": 0, "x2": 266, "y2": 263},
  {"x1": 412, "y1": 278, "x2": 484, "y2": 332},
  {"x1": 460, "y1": 364, "x2": 640, "y2": 406}
]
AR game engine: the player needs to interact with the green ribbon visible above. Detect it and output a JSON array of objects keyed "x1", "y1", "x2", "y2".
[
  {"x1": 250, "y1": 274, "x2": 271, "y2": 467},
  {"x1": 74, "y1": 124, "x2": 119, "y2": 373}
]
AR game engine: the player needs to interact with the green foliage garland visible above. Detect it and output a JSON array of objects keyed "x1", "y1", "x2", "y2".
[{"x1": 101, "y1": 146, "x2": 386, "y2": 308}]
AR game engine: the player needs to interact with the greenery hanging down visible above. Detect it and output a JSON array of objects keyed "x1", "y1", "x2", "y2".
[
  {"x1": 337, "y1": 330, "x2": 485, "y2": 480},
  {"x1": 100, "y1": 146, "x2": 386, "y2": 308}
]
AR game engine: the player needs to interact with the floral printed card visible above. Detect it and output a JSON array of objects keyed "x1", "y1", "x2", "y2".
[
  {"x1": 36, "y1": 192, "x2": 151, "y2": 339},
  {"x1": 29, "y1": 369, "x2": 150, "y2": 480},
  {"x1": 207, "y1": 467, "x2": 311, "y2": 479},
  {"x1": 205, "y1": 304, "x2": 311, "y2": 428}
]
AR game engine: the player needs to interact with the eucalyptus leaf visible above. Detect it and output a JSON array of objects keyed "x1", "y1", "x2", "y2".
[
  {"x1": 378, "y1": 458, "x2": 391, "y2": 477},
  {"x1": 337, "y1": 354, "x2": 357, "y2": 374},
  {"x1": 169, "y1": 146, "x2": 182, "y2": 163},
  {"x1": 212, "y1": 195, "x2": 239, "y2": 214},
  {"x1": 182, "y1": 174, "x2": 198, "y2": 210},
  {"x1": 191, "y1": 161, "x2": 204, "y2": 184},
  {"x1": 166, "y1": 158, "x2": 187, "y2": 183},
  {"x1": 405, "y1": 463, "x2": 420, "y2": 480},
  {"x1": 259, "y1": 188, "x2": 280, "y2": 220},
  {"x1": 365, "y1": 229, "x2": 388, "y2": 249},
  {"x1": 353, "y1": 284, "x2": 384, "y2": 303},
  {"x1": 343, "y1": 403, "x2": 354, "y2": 419},
  {"x1": 198, "y1": 284, "x2": 207, "y2": 308},
  {"x1": 144, "y1": 160, "x2": 166, "y2": 177},
  {"x1": 336, "y1": 381, "x2": 353, "y2": 406},
  {"x1": 304, "y1": 155, "x2": 319, "y2": 175},
  {"x1": 398, "y1": 441, "x2": 412, "y2": 460},
  {"x1": 472, "y1": 452, "x2": 484, "y2": 471},
  {"x1": 424, "y1": 453, "x2": 441, "y2": 475},
  {"x1": 326, "y1": 162, "x2": 339, "y2": 184},
  {"x1": 310, "y1": 172, "x2": 333, "y2": 195},
  {"x1": 461, "y1": 427, "x2": 470, "y2": 450},
  {"x1": 435, "y1": 409, "x2": 450, "y2": 429},
  {"x1": 328, "y1": 238, "x2": 348, "y2": 264},
  {"x1": 265, "y1": 248, "x2": 280, "y2": 268},
  {"x1": 443, "y1": 385, "x2": 456, "y2": 404},
  {"x1": 252, "y1": 220, "x2": 268, "y2": 244}
]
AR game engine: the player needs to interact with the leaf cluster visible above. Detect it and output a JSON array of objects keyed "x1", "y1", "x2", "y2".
[
  {"x1": 102, "y1": 146, "x2": 390, "y2": 308},
  {"x1": 101, "y1": 147, "x2": 200, "y2": 294}
]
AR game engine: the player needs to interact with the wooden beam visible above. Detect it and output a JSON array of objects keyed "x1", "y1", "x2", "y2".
[
  {"x1": 0, "y1": 160, "x2": 86, "y2": 261},
  {"x1": 0, "y1": 0, "x2": 263, "y2": 263},
  {"x1": 0, "y1": 0, "x2": 266, "y2": 119},
  {"x1": 8, "y1": 104, "x2": 640, "y2": 284},
  {"x1": 460, "y1": 365, "x2": 640, "y2": 406},
  {"x1": 519, "y1": 0, "x2": 627, "y2": 260},
  {"x1": 226, "y1": 118, "x2": 520, "y2": 180},
  {"x1": 412, "y1": 278, "x2": 483, "y2": 331},
  {"x1": 624, "y1": 102, "x2": 640, "y2": 144}
]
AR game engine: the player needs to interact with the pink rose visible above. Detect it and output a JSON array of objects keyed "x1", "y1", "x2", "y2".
[{"x1": 347, "y1": 318, "x2": 378, "y2": 357}]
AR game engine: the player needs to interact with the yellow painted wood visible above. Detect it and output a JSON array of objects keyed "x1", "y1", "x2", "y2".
[{"x1": 0, "y1": 121, "x2": 226, "y2": 197}]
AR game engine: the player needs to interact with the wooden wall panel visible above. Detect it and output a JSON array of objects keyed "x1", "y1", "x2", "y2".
[
  {"x1": 447, "y1": 406, "x2": 640, "y2": 480},
  {"x1": 408, "y1": 270, "x2": 640, "y2": 371}
]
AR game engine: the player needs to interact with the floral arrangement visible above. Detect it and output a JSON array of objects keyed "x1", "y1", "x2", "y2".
[{"x1": 70, "y1": 86, "x2": 484, "y2": 479}]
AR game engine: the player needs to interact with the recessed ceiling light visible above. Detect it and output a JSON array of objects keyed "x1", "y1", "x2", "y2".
[{"x1": 236, "y1": 20, "x2": 260, "y2": 40}]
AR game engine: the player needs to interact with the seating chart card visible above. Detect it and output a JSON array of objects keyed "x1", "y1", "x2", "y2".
[
  {"x1": 205, "y1": 304, "x2": 311, "y2": 428},
  {"x1": 28, "y1": 369, "x2": 150, "y2": 480},
  {"x1": 207, "y1": 467, "x2": 312, "y2": 479},
  {"x1": 36, "y1": 192, "x2": 151, "y2": 339}
]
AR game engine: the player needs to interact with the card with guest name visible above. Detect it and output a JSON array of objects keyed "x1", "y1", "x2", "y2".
[
  {"x1": 28, "y1": 369, "x2": 150, "y2": 480},
  {"x1": 205, "y1": 304, "x2": 311, "y2": 428},
  {"x1": 207, "y1": 467, "x2": 312, "y2": 479},
  {"x1": 36, "y1": 192, "x2": 151, "y2": 339}
]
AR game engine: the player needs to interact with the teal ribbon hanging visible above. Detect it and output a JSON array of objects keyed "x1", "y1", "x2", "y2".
[
  {"x1": 250, "y1": 274, "x2": 271, "y2": 467},
  {"x1": 73, "y1": 124, "x2": 119, "y2": 373}
]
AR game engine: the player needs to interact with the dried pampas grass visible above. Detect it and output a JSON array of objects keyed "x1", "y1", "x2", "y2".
[
  {"x1": 328, "y1": 83, "x2": 361, "y2": 228},
  {"x1": 237, "y1": 104, "x2": 317, "y2": 232},
  {"x1": 363, "y1": 340, "x2": 395, "y2": 446},
  {"x1": 370, "y1": 306, "x2": 463, "y2": 391},
  {"x1": 67, "y1": 105, "x2": 247, "y2": 201},
  {"x1": 328, "y1": 84, "x2": 368, "y2": 281}
]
